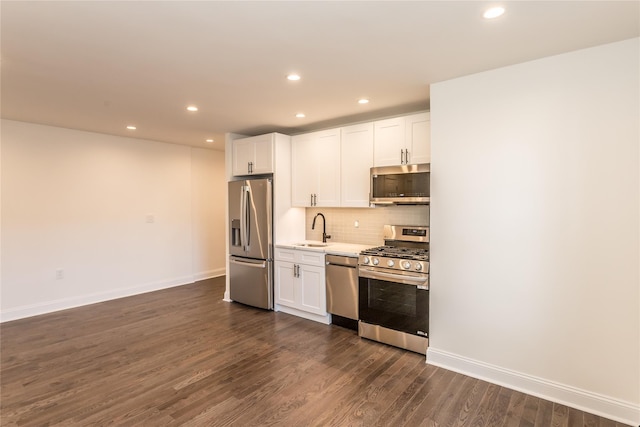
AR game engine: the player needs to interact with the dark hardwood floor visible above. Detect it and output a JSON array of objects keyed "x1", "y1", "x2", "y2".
[{"x1": 1, "y1": 277, "x2": 629, "y2": 426}]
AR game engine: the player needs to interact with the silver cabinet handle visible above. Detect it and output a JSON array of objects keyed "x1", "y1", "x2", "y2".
[
  {"x1": 405, "y1": 149, "x2": 410, "y2": 164},
  {"x1": 400, "y1": 149, "x2": 405, "y2": 164}
]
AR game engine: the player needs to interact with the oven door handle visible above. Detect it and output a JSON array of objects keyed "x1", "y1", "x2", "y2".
[{"x1": 359, "y1": 268, "x2": 429, "y2": 289}]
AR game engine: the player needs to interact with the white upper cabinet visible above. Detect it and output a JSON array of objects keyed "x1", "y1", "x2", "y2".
[
  {"x1": 232, "y1": 133, "x2": 274, "y2": 176},
  {"x1": 373, "y1": 112, "x2": 430, "y2": 166},
  {"x1": 290, "y1": 112, "x2": 429, "y2": 207},
  {"x1": 405, "y1": 112, "x2": 431, "y2": 165},
  {"x1": 341, "y1": 122, "x2": 374, "y2": 207},
  {"x1": 292, "y1": 128, "x2": 341, "y2": 207},
  {"x1": 373, "y1": 116, "x2": 405, "y2": 167}
]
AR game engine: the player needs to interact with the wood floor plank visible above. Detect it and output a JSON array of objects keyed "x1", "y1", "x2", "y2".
[
  {"x1": 518, "y1": 394, "x2": 540, "y2": 427},
  {"x1": 534, "y1": 398, "x2": 555, "y2": 427},
  {"x1": 502, "y1": 389, "x2": 527, "y2": 427},
  {"x1": 467, "y1": 382, "x2": 501, "y2": 427},
  {"x1": 551, "y1": 403, "x2": 570, "y2": 427},
  {"x1": 1, "y1": 277, "x2": 630, "y2": 427},
  {"x1": 452, "y1": 377, "x2": 491, "y2": 427}
]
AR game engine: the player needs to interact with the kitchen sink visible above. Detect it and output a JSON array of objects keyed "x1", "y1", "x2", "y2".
[{"x1": 294, "y1": 243, "x2": 328, "y2": 248}]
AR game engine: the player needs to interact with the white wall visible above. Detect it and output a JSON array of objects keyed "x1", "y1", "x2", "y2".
[
  {"x1": 428, "y1": 38, "x2": 639, "y2": 425},
  {"x1": 191, "y1": 147, "x2": 227, "y2": 280},
  {"x1": 0, "y1": 120, "x2": 226, "y2": 321}
]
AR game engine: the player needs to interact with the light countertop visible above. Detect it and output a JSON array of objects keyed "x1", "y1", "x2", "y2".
[{"x1": 275, "y1": 241, "x2": 373, "y2": 257}]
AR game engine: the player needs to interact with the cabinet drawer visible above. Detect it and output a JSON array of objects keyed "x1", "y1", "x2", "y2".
[
  {"x1": 274, "y1": 247, "x2": 326, "y2": 266},
  {"x1": 297, "y1": 250, "x2": 325, "y2": 267},
  {"x1": 275, "y1": 247, "x2": 297, "y2": 262}
]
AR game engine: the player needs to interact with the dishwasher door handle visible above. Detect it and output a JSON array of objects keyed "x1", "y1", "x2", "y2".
[{"x1": 326, "y1": 262, "x2": 357, "y2": 269}]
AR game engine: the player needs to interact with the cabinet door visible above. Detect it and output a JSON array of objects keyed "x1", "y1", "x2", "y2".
[
  {"x1": 292, "y1": 129, "x2": 340, "y2": 207},
  {"x1": 232, "y1": 138, "x2": 255, "y2": 176},
  {"x1": 373, "y1": 117, "x2": 405, "y2": 166},
  {"x1": 291, "y1": 132, "x2": 318, "y2": 207},
  {"x1": 341, "y1": 123, "x2": 373, "y2": 207},
  {"x1": 298, "y1": 264, "x2": 326, "y2": 315},
  {"x1": 405, "y1": 112, "x2": 430, "y2": 165},
  {"x1": 315, "y1": 128, "x2": 341, "y2": 207},
  {"x1": 275, "y1": 260, "x2": 297, "y2": 308},
  {"x1": 251, "y1": 134, "x2": 275, "y2": 174},
  {"x1": 232, "y1": 134, "x2": 274, "y2": 176}
]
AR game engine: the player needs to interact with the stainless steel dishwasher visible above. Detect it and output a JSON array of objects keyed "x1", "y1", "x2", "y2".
[{"x1": 326, "y1": 254, "x2": 359, "y2": 330}]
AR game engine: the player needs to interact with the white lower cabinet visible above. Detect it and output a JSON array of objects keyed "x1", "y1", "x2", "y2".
[{"x1": 274, "y1": 247, "x2": 329, "y2": 324}]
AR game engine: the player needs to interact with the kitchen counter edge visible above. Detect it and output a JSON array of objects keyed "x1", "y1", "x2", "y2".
[{"x1": 275, "y1": 242, "x2": 372, "y2": 258}]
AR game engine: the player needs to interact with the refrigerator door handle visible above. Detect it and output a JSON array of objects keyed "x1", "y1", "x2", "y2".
[
  {"x1": 244, "y1": 186, "x2": 251, "y2": 251},
  {"x1": 239, "y1": 185, "x2": 246, "y2": 252},
  {"x1": 230, "y1": 257, "x2": 267, "y2": 269}
]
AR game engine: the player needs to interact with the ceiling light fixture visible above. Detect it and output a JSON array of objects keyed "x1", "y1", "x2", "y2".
[
  {"x1": 287, "y1": 74, "x2": 301, "y2": 81},
  {"x1": 126, "y1": 125, "x2": 137, "y2": 130},
  {"x1": 358, "y1": 98, "x2": 370, "y2": 104},
  {"x1": 483, "y1": 6, "x2": 505, "y2": 19},
  {"x1": 295, "y1": 113, "x2": 306, "y2": 118},
  {"x1": 205, "y1": 139, "x2": 214, "y2": 144},
  {"x1": 186, "y1": 105, "x2": 198, "y2": 112}
]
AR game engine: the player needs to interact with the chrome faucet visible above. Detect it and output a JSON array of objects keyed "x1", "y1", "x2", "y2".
[{"x1": 312, "y1": 213, "x2": 331, "y2": 243}]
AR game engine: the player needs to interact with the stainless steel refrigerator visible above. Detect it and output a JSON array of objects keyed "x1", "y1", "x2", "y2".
[{"x1": 228, "y1": 178, "x2": 273, "y2": 309}]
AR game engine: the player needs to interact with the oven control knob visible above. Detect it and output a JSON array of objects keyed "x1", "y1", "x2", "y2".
[
  {"x1": 362, "y1": 256, "x2": 370, "y2": 265},
  {"x1": 415, "y1": 263, "x2": 423, "y2": 271},
  {"x1": 387, "y1": 260, "x2": 395, "y2": 267},
  {"x1": 372, "y1": 258, "x2": 379, "y2": 265},
  {"x1": 402, "y1": 261, "x2": 411, "y2": 269}
]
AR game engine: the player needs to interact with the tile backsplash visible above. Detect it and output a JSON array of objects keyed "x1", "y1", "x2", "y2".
[{"x1": 305, "y1": 205, "x2": 429, "y2": 246}]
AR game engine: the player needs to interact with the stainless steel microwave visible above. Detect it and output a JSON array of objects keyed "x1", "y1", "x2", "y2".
[{"x1": 370, "y1": 163, "x2": 430, "y2": 205}]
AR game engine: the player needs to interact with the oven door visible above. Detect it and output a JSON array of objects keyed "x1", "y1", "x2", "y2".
[{"x1": 358, "y1": 267, "x2": 429, "y2": 337}]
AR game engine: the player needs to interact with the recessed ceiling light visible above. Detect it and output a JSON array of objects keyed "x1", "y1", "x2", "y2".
[
  {"x1": 126, "y1": 125, "x2": 137, "y2": 130},
  {"x1": 295, "y1": 113, "x2": 306, "y2": 118},
  {"x1": 205, "y1": 139, "x2": 214, "y2": 144},
  {"x1": 186, "y1": 105, "x2": 198, "y2": 112},
  {"x1": 287, "y1": 74, "x2": 301, "y2": 81},
  {"x1": 358, "y1": 98, "x2": 370, "y2": 104},
  {"x1": 483, "y1": 6, "x2": 505, "y2": 19}
]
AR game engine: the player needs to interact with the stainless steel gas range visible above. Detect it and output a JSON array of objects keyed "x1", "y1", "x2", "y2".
[{"x1": 358, "y1": 225, "x2": 429, "y2": 355}]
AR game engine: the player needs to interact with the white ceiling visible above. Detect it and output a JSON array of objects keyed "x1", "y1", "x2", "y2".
[{"x1": 2, "y1": 1, "x2": 638, "y2": 152}]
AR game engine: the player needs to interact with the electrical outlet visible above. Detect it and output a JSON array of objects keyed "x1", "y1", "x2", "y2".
[
  {"x1": 56, "y1": 269, "x2": 64, "y2": 280},
  {"x1": 146, "y1": 214, "x2": 155, "y2": 224}
]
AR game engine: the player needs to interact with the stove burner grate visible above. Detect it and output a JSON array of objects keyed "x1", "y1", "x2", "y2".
[{"x1": 361, "y1": 245, "x2": 429, "y2": 261}]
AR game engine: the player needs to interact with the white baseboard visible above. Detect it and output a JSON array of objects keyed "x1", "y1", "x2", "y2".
[
  {"x1": 274, "y1": 304, "x2": 331, "y2": 325},
  {"x1": 426, "y1": 347, "x2": 640, "y2": 426},
  {"x1": 0, "y1": 274, "x2": 195, "y2": 323},
  {"x1": 193, "y1": 267, "x2": 225, "y2": 282}
]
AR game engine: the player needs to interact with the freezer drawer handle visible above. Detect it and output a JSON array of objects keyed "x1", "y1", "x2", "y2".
[{"x1": 230, "y1": 258, "x2": 266, "y2": 269}]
